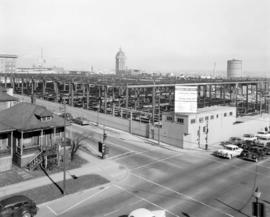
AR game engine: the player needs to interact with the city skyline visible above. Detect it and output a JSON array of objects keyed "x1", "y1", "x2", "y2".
[{"x1": 1, "y1": 0, "x2": 269, "y2": 74}]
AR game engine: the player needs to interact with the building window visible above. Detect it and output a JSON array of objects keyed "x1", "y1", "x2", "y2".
[
  {"x1": 190, "y1": 119, "x2": 196, "y2": 124},
  {"x1": 205, "y1": 116, "x2": 209, "y2": 121},
  {"x1": 210, "y1": 115, "x2": 214, "y2": 120},
  {"x1": 229, "y1": 112, "x2": 233, "y2": 116},
  {"x1": 167, "y1": 116, "x2": 173, "y2": 121},
  {"x1": 203, "y1": 126, "x2": 206, "y2": 132},
  {"x1": 224, "y1": 113, "x2": 227, "y2": 117},
  {"x1": 199, "y1": 118, "x2": 204, "y2": 123},
  {"x1": 177, "y1": 118, "x2": 184, "y2": 124},
  {"x1": 216, "y1": 114, "x2": 219, "y2": 118}
]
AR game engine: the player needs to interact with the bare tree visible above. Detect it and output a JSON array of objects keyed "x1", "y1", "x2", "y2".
[{"x1": 69, "y1": 131, "x2": 95, "y2": 161}]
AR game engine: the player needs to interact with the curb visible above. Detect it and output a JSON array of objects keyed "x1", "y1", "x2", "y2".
[{"x1": 38, "y1": 182, "x2": 111, "y2": 207}]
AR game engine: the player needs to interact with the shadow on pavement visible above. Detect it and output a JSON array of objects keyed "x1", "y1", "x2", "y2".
[{"x1": 40, "y1": 165, "x2": 64, "y2": 195}]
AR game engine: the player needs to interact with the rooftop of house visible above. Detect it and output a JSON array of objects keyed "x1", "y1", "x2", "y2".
[
  {"x1": 0, "y1": 122, "x2": 14, "y2": 133},
  {"x1": 0, "y1": 102, "x2": 66, "y2": 131}
]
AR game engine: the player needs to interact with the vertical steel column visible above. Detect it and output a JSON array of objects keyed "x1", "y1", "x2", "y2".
[
  {"x1": 98, "y1": 86, "x2": 102, "y2": 112},
  {"x1": 31, "y1": 78, "x2": 34, "y2": 95},
  {"x1": 54, "y1": 81, "x2": 59, "y2": 102},
  {"x1": 235, "y1": 83, "x2": 238, "y2": 116},
  {"x1": 229, "y1": 84, "x2": 232, "y2": 101},
  {"x1": 209, "y1": 85, "x2": 212, "y2": 106},
  {"x1": 11, "y1": 76, "x2": 15, "y2": 89},
  {"x1": 104, "y1": 86, "x2": 107, "y2": 114},
  {"x1": 69, "y1": 82, "x2": 74, "y2": 106},
  {"x1": 42, "y1": 80, "x2": 46, "y2": 99},
  {"x1": 152, "y1": 86, "x2": 156, "y2": 124},
  {"x1": 125, "y1": 86, "x2": 129, "y2": 109},
  {"x1": 86, "y1": 85, "x2": 90, "y2": 109},
  {"x1": 255, "y1": 83, "x2": 258, "y2": 109},
  {"x1": 21, "y1": 78, "x2": 24, "y2": 95},
  {"x1": 203, "y1": 85, "x2": 207, "y2": 107},
  {"x1": 4, "y1": 75, "x2": 7, "y2": 88},
  {"x1": 264, "y1": 81, "x2": 268, "y2": 112},
  {"x1": 223, "y1": 84, "x2": 226, "y2": 105},
  {"x1": 246, "y1": 84, "x2": 249, "y2": 113}
]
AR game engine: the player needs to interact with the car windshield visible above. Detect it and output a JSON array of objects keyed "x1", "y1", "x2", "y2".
[
  {"x1": 226, "y1": 146, "x2": 234, "y2": 150},
  {"x1": 244, "y1": 134, "x2": 253, "y2": 138}
]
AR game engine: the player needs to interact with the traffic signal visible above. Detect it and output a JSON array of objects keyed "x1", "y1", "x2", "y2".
[
  {"x1": 252, "y1": 202, "x2": 265, "y2": 217},
  {"x1": 98, "y1": 141, "x2": 103, "y2": 153}
]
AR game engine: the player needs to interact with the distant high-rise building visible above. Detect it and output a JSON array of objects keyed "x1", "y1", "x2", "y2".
[
  {"x1": 227, "y1": 59, "x2": 242, "y2": 78},
  {"x1": 0, "y1": 54, "x2": 18, "y2": 74},
  {"x1": 115, "y1": 48, "x2": 126, "y2": 76}
]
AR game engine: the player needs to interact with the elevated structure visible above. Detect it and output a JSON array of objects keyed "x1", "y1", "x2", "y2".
[
  {"x1": 0, "y1": 54, "x2": 18, "y2": 74},
  {"x1": 115, "y1": 48, "x2": 126, "y2": 76},
  {"x1": 227, "y1": 59, "x2": 242, "y2": 78}
]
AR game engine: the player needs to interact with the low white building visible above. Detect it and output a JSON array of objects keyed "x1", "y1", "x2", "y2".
[{"x1": 159, "y1": 106, "x2": 236, "y2": 149}]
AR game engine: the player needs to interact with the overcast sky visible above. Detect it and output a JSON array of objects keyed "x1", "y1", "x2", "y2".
[{"x1": 1, "y1": 0, "x2": 269, "y2": 74}]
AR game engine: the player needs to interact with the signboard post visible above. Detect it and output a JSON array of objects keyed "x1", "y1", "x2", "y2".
[{"x1": 174, "y1": 85, "x2": 197, "y2": 113}]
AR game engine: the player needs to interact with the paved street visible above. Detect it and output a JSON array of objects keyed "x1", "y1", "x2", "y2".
[{"x1": 38, "y1": 124, "x2": 270, "y2": 217}]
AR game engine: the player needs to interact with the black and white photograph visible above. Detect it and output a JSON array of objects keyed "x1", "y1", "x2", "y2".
[{"x1": 0, "y1": 0, "x2": 270, "y2": 216}]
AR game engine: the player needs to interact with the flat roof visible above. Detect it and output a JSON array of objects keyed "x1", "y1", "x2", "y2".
[
  {"x1": 164, "y1": 106, "x2": 235, "y2": 116},
  {"x1": 0, "y1": 54, "x2": 18, "y2": 59}
]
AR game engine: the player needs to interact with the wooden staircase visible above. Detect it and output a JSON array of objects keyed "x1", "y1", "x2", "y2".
[{"x1": 25, "y1": 151, "x2": 43, "y2": 171}]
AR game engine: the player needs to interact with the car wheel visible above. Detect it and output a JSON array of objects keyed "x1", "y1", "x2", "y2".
[{"x1": 22, "y1": 211, "x2": 32, "y2": 217}]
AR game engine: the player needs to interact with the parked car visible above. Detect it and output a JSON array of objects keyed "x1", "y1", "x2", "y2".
[
  {"x1": 256, "y1": 136, "x2": 270, "y2": 146},
  {"x1": 214, "y1": 144, "x2": 243, "y2": 159},
  {"x1": 256, "y1": 131, "x2": 270, "y2": 139},
  {"x1": 128, "y1": 208, "x2": 166, "y2": 217},
  {"x1": 242, "y1": 134, "x2": 257, "y2": 142},
  {"x1": 229, "y1": 137, "x2": 243, "y2": 146},
  {"x1": 59, "y1": 112, "x2": 73, "y2": 121},
  {"x1": 241, "y1": 146, "x2": 266, "y2": 162},
  {"x1": 72, "y1": 117, "x2": 90, "y2": 125},
  {"x1": 263, "y1": 142, "x2": 270, "y2": 155},
  {"x1": 0, "y1": 195, "x2": 38, "y2": 217}
]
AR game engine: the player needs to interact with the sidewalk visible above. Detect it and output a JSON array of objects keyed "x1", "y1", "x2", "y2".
[{"x1": 0, "y1": 150, "x2": 129, "y2": 198}]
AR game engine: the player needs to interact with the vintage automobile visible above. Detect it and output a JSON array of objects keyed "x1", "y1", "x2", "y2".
[
  {"x1": 240, "y1": 146, "x2": 266, "y2": 162},
  {"x1": 72, "y1": 117, "x2": 90, "y2": 125},
  {"x1": 0, "y1": 195, "x2": 38, "y2": 217},
  {"x1": 256, "y1": 131, "x2": 270, "y2": 139},
  {"x1": 256, "y1": 136, "x2": 270, "y2": 146},
  {"x1": 214, "y1": 144, "x2": 243, "y2": 159},
  {"x1": 128, "y1": 208, "x2": 166, "y2": 217},
  {"x1": 242, "y1": 134, "x2": 257, "y2": 142},
  {"x1": 229, "y1": 137, "x2": 243, "y2": 146}
]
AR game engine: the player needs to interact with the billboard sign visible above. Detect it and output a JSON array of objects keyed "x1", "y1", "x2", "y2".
[{"x1": 174, "y1": 85, "x2": 197, "y2": 113}]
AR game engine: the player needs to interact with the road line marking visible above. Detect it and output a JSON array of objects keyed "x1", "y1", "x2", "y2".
[
  {"x1": 46, "y1": 205, "x2": 58, "y2": 216},
  {"x1": 108, "y1": 151, "x2": 136, "y2": 160},
  {"x1": 103, "y1": 209, "x2": 120, "y2": 216},
  {"x1": 58, "y1": 185, "x2": 110, "y2": 215},
  {"x1": 132, "y1": 153, "x2": 182, "y2": 170},
  {"x1": 115, "y1": 146, "x2": 174, "y2": 161},
  {"x1": 46, "y1": 206, "x2": 58, "y2": 216},
  {"x1": 131, "y1": 173, "x2": 234, "y2": 217},
  {"x1": 114, "y1": 184, "x2": 180, "y2": 217}
]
